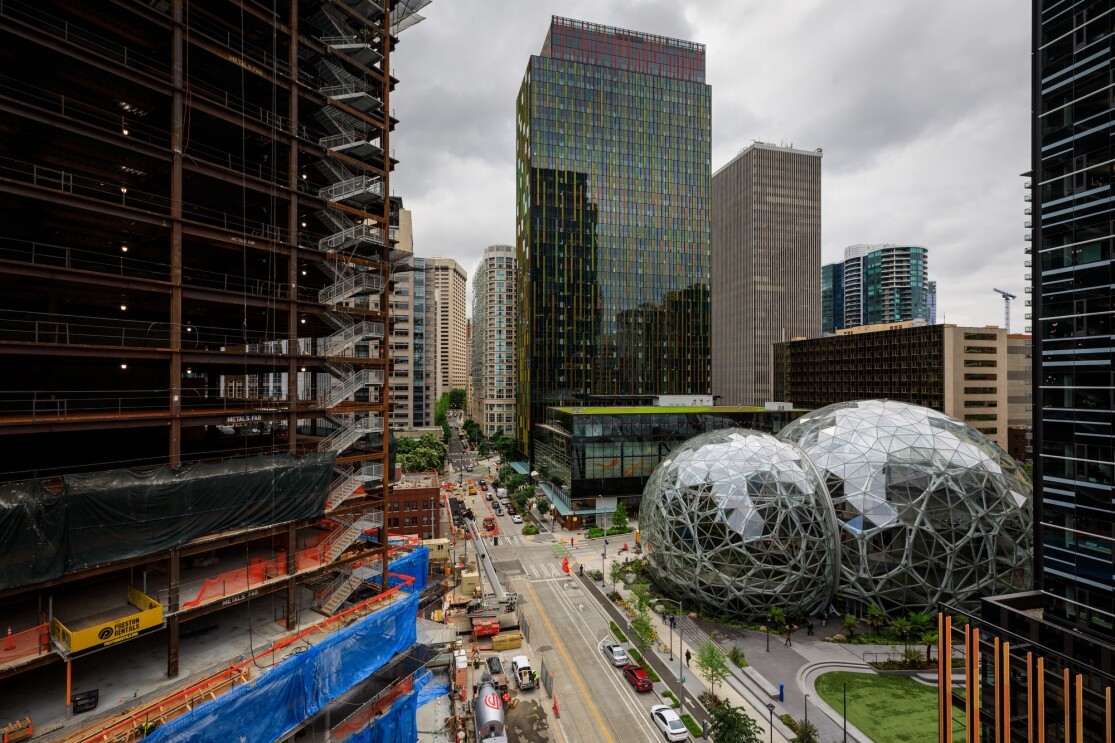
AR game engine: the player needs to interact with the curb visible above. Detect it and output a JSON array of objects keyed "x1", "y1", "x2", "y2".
[{"x1": 796, "y1": 661, "x2": 876, "y2": 743}]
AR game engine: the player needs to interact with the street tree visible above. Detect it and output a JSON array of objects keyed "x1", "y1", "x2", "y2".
[
  {"x1": 611, "y1": 502, "x2": 628, "y2": 530},
  {"x1": 629, "y1": 607, "x2": 657, "y2": 652},
  {"x1": 694, "y1": 638, "x2": 730, "y2": 702},
  {"x1": 609, "y1": 560, "x2": 627, "y2": 589},
  {"x1": 707, "y1": 701, "x2": 761, "y2": 743}
]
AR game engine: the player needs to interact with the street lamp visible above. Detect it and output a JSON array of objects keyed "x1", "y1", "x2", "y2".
[
  {"x1": 766, "y1": 703, "x2": 775, "y2": 743},
  {"x1": 805, "y1": 693, "x2": 810, "y2": 726}
]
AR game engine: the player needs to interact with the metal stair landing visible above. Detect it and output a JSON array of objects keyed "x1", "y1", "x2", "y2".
[{"x1": 326, "y1": 463, "x2": 385, "y2": 512}]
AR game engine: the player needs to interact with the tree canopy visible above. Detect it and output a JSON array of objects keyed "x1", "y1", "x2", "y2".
[{"x1": 707, "y1": 702, "x2": 761, "y2": 743}]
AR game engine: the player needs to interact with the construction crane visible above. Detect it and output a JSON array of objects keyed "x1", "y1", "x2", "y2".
[{"x1": 993, "y1": 288, "x2": 1016, "y2": 333}]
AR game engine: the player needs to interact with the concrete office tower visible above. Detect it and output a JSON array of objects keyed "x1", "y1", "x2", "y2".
[
  {"x1": 938, "y1": 4, "x2": 1115, "y2": 737},
  {"x1": 712, "y1": 143, "x2": 822, "y2": 406},
  {"x1": 470, "y1": 245, "x2": 518, "y2": 437},
  {"x1": 515, "y1": 16, "x2": 712, "y2": 459},
  {"x1": 425, "y1": 258, "x2": 468, "y2": 401},
  {"x1": 841, "y1": 243, "x2": 930, "y2": 328}
]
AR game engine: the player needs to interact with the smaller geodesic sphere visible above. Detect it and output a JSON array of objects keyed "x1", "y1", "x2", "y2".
[
  {"x1": 641, "y1": 429, "x2": 839, "y2": 621},
  {"x1": 778, "y1": 400, "x2": 1033, "y2": 612}
]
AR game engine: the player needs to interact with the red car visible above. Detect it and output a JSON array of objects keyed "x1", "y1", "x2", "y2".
[{"x1": 622, "y1": 664, "x2": 652, "y2": 692}]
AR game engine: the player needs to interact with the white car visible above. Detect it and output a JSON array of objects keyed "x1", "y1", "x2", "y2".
[
  {"x1": 511, "y1": 514, "x2": 523, "y2": 524},
  {"x1": 650, "y1": 704, "x2": 689, "y2": 741},
  {"x1": 600, "y1": 641, "x2": 629, "y2": 667}
]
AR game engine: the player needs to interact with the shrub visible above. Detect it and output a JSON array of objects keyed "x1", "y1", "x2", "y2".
[
  {"x1": 641, "y1": 663, "x2": 660, "y2": 683},
  {"x1": 679, "y1": 714, "x2": 702, "y2": 738},
  {"x1": 728, "y1": 645, "x2": 748, "y2": 668},
  {"x1": 606, "y1": 590, "x2": 623, "y2": 602},
  {"x1": 609, "y1": 621, "x2": 627, "y2": 643},
  {"x1": 521, "y1": 524, "x2": 539, "y2": 536},
  {"x1": 780, "y1": 713, "x2": 799, "y2": 733},
  {"x1": 586, "y1": 527, "x2": 605, "y2": 539},
  {"x1": 661, "y1": 690, "x2": 681, "y2": 709},
  {"x1": 605, "y1": 526, "x2": 632, "y2": 536},
  {"x1": 627, "y1": 647, "x2": 642, "y2": 664}
]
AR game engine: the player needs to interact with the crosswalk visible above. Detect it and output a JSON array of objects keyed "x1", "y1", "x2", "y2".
[
  {"x1": 489, "y1": 534, "x2": 530, "y2": 547},
  {"x1": 523, "y1": 561, "x2": 573, "y2": 580}
]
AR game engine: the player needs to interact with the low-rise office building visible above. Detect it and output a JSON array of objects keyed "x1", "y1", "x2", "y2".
[
  {"x1": 533, "y1": 403, "x2": 803, "y2": 527},
  {"x1": 773, "y1": 322, "x2": 1015, "y2": 450}
]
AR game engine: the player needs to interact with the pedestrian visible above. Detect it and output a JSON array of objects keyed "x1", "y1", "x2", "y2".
[
  {"x1": 806, "y1": 619, "x2": 814, "y2": 637},
  {"x1": 685, "y1": 649, "x2": 691, "y2": 667},
  {"x1": 784, "y1": 626, "x2": 793, "y2": 646}
]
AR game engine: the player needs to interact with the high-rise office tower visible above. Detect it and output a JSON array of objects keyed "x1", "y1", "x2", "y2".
[
  {"x1": 938, "y1": 4, "x2": 1114, "y2": 739},
  {"x1": 425, "y1": 257, "x2": 468, "y2": 400},
  {"x1": 821, "y1": 262, "x2": 845, "y2": 335},
  {"x1": 828, "y1": 243, "x2": 930, "y2": 331},
  {"x1": 515, "y1": 16, "x2": 711, "y2": 458},
  {"x1": 0, "y1": 0, "x2": 423, "y2": 685},
  {"x1": 711, "y1": 143, "x2": 822, "y2": 406},
  {"x1": 470, "y1": 245, "x2": 518, "y2": 437}
]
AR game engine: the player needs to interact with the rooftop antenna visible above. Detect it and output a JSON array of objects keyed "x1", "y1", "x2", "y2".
[{"x1": 993, "y1": 288, "x2": 1017, "y2": 333}]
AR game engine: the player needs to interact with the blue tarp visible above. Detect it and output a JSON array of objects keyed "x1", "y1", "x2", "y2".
[
  {"x1": 344, "y1": 690, "x2": 418, "y2": 743},
  {"x1": 388, "y1": 547, "x2": 428, "y2": 591},
  {"x1": 145, "y1": 591, "x2": 419, "y2": 743},
  {"x1": 414, "y1": 668, "x2": 450, "y2": 708}
]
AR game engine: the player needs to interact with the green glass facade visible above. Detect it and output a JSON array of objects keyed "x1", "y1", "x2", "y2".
[
  {"x1": 534, "y1": 406, "x2": 802, "y2": 511},
  {"x1": 515, "y1": 16, "x2": 712, "y2": 459}
]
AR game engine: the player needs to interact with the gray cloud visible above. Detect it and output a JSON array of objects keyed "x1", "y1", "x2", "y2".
[{"x1": 392, "y1": 0, "x2": 1029, "y2": 328}]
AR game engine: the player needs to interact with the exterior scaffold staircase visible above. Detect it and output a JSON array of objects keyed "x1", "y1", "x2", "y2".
[
  {"x1": 319, "y1": 558, "x2": 384, "y2": 615},
  {"x1": 317, "y1": 414, "x2": 383, "y2": 453},
  {"x1": 326, "y1": 463, "x2": 385, "y2": 512}
]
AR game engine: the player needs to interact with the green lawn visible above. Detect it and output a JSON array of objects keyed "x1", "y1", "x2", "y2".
[{"x1": 814, "y1": 671, "x2": 965, "y2": 743}]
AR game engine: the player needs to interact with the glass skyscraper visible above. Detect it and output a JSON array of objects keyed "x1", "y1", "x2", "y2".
[
  {"x1": 515, "y1": 16, "x2": 711, "y2": 458},
  {"x1": 825, "y1": 244, "x2": 930, "y2": 331},
  {"x1": 937, "y1": 4, "x2": 1114, "y2": 740}
]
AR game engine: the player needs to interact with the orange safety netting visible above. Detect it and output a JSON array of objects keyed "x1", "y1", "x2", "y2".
[{"x1": 0, "y1": 622, "x2": 49, "y2": 668}]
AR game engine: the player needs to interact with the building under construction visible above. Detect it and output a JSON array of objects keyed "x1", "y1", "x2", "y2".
[{"x1": 0, "y1": 0, "x2": 430, "y2": 731}]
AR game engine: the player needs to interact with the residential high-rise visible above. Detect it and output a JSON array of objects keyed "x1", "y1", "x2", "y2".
[
  {"x1": 388, "y1": 200, "x2": 419, "y2": 430},
  {"x1": 411, "y1": 255, "x2": 432, "y2": 427},
  {"x1": 0, "y1": 0, "x2": 423, "y2": 695},
  {"x1": 937, "y1": 4, "x2": 1115, "y2": 739},
  {"x1": 425, "y1": 257, "x2": 468, "y2": 400},
  {"x1": 470, "y1": 245, "x2": 518, "y2": 437},
  {"x1": 515, "y1": 16, "x2": 711, "y2": 459},
  {"x1": 821, "y1": 262, "x2": 845, "y2": 335},
  {"x1": 711, "y1": 143, "x2": 822, "y2": 406},
  {"x1": 830, "y1": 243, "x2": 930, "y2": 330}
]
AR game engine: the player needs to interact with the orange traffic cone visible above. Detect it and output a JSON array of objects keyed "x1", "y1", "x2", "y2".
[{"x1": 553, "y1": 694, "x2": 560, "y2": 718}]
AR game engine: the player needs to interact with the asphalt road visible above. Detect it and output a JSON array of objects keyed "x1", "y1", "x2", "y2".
[{"x1": 484, "y1": 529, "x2": 673, "y2": 742}]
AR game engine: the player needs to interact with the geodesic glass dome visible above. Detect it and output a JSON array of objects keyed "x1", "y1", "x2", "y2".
[
  {"x1": 778, "y1": 400, "x2": 1033, "y2": 612},
  {"x1": 641, "y1": 429, "x2": 840, "y2": 620}
]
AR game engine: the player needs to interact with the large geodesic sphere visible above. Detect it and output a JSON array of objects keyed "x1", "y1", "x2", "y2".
[
  {"x1": 778, "y1": 400, "x2": 1032, "y2": 612},
  {"x1": 641, "y1": 429, "x2": 839, "y2": 621}
]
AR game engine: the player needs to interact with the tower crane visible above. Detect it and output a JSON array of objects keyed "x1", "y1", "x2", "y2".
[{"x1": 993, "y1": 288, "x2": 1016, "y2": 333}]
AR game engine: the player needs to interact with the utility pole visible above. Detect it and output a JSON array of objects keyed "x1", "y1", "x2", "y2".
[{"x1": 993, "y1": 288, "x2": 1016, "y2": 333}]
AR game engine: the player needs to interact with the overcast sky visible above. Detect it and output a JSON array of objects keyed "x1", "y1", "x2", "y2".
[{"x1": 390, "y1": 0, "x2": 1030, "y2": 330}]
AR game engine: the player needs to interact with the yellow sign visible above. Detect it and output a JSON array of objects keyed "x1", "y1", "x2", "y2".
[{"x1": 52, "y1": 587, "x2": 164, "y2": 654}]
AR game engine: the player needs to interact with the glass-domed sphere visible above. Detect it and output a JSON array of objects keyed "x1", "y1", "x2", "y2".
[
  {"x1": 641, "y1": 429, "x2": 839, "y2": 621},
  {"x1": 778, "y1": 400, "x2": 1032, "y2": 611}
]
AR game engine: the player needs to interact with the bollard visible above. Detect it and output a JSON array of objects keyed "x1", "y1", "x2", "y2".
[{"x1": 779, "y1": 682, "x2": 784, "y2": 702}]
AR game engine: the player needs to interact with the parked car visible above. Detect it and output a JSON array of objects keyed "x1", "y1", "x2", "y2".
[
  {"x1": 485, "y1": 492, "x2": 493, "y2": 501},
  {"x1": 510, "y1": 655, "x2": 536, "y2": 690},
  {"x1": 511, "y1": 514, "x2": 523, "y2": 524},
  {"x1": 600, "y1": 641, "x2": 629, "y2": 667},
  {"x1": 493, "y1": 506, "x2": 503, "y2": 516},
  {"x1": 622, "y1": 664, "x2": 652, "y2": 692},
  {"x1": 650, "y1": 704, "x2": 689, "y2": 741}
]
